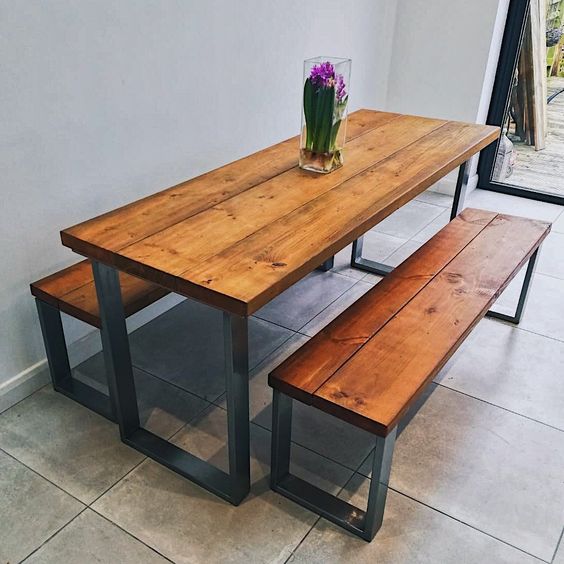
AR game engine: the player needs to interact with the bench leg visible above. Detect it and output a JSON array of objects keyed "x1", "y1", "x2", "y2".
[
  {"x1": 317, "y1": 256, "x2": 335, "y2": 272},
  {"x1": 350, "y1": 162, "x2": 468, "y2": 278},
  {"x1": 486, "y1": 248, "x2": 539, "y2": 325},
  {"x1": 35, "y1": 299, "x2": 115, "y2": 421},
  {"x1": 270, "y1": 389, "x2": 397, "y2": 541},
  {"x1": 92, "y1": 261, "x2": 251, "y2": 505}
]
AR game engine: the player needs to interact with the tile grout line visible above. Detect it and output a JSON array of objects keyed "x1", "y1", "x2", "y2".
[
  {"x1": 433, "y1": 381, "x2": 564, "y2": 434},
  {"x1": 283, "y1": 435, "x2": 378, "y2": 562},
  {"x1": 88, "y1": 507, "x2": 177, "y2": 564},
  {"x1": 19, "y1": 506, "x2": 90, "y2": 563},
  {"x1": 551, "y1": 525, "x2": 564, "y2": 564},
  {"x1": 0, "y1": 446, "x2": 86, "y2": 506},
  {"x1": 387, "y1": 486, "x2": 550, "y2": 563}
]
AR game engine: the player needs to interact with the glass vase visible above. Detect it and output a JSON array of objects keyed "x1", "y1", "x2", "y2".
[{"x1": 299, "y1": 56, "x2": 351, "y2": 174}]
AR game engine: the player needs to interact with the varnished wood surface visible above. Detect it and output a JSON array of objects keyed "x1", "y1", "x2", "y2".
[
  {"x1": 61, "y1": 110, "x2": 500, "y2": 315},
  {"x1": 270, "y1": 209, "x2": 550, "y2": 437},
  {"x1": 31, "y1": 261, "x2": 168, "y2": 328}
]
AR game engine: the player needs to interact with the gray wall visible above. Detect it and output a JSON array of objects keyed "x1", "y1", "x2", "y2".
[{"x1": 0, "y1": 0, "x2": 398, "y2": 392}]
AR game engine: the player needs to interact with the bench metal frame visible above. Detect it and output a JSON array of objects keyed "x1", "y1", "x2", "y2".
[
  {"x1": 270, "y1": 389, "x2": 397, "y2": 541},
  {"x1": 35, "y1": 299, "x2": 115, "y2": 421},
  {"x1": 92, "y1": 260, "x2": 251, "y2": 506},
  {"x1": 350, "y1": 162, "x2": 469, "y2": 278},
  {"x1": 485, "y1": 247, "x2": 539, "y2": 324}
]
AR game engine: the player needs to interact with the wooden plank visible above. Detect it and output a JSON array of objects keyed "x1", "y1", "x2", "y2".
[
  {"x1": 111, "y1": 114, "x2": 447, "y2": 284},
  {"x1": 31, "y1": 261, "x2": 168, "y2": 327},
  {"x1": 30, "y1": 261, "x2": 93, "y2": 306},
  {"x1": 181, "y1": 122, "x2": 499, "y2": 314},
  {"x1": 58, "y1": 273, "x2": 169, "y2": 328},
  {"x1": 61, "y1": 110, "x2": 399, "y2": 258},
  {"x1": 268, "y1": 208, "x2": 498, "y2": 404},
  {"x1": 312, "y1": 213, "x2": 550, "y2": 437}
]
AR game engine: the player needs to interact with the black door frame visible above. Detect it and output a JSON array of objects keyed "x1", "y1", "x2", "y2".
[{"x1": 477, "y1": 0, "x2": 564, "y2": 206}]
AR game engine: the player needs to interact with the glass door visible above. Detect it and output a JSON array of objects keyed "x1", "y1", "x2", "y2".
[{"x1": 478, "y1": 0, "x2": 564, "y2": 205}]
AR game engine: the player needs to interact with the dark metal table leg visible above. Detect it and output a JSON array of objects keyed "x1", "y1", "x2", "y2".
[
  {"x1": 349, "y1": 162, "x2": 469, "y2": 278},
  {"x1": 450, "y1": 161, "x2": 469, "y2": 220},
  {"x1": 92, "y1": 261, "x2": 251, "y2": 505},
  {"x1": 317, "y1": 256, "x2": 335, "y2": 272},
  {"x1": 35, "y1": 299, "x2": 115, "y2": 421},
  {"x1": 270, "y1": 389, "x2": 397, "y2": 541},
  {"x1": 487, "y1": 248, "x2": 539, "y2": 325}
]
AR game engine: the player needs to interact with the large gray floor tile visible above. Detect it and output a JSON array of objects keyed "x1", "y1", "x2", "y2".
[
  {"x1": 554, "y1": 536, "x2": 564, "y2": 564},
  {"x1": 537, "y1": 232, "x2": 564, "y2": 280},
  {"x1": 372, "y1": 200, "x2": 444, "y2": 239},
  {"x1": 516, "y1": 274, "x2": 564, "y2": 342},
  {"x1": 384, "y1": 385, "x2": 564, "y2": 560},
  {"x1": 0, "y1": 387, "x2": 143, "y2": 504},
  {"x1": 553, "y1": 211, "x2": 564, "y2": 234},
  {"x1": 254, "y1": 270, "x2": 356, "y2": 331},
  {"x1": 412, "y1": 208, "x2": 450, "y2": 243},
  {"x1": 466, "y1": 189, "x2": 563, "y2": 221},
  {"x1": 291, "y1": 482, "x2": 541, "y2": 564},
  {"x1": 94, "y1": 406, "x2": 353, "y2": 564},
  {"x1": 436, "y1": 318, "x2": 564, "y2": 430},
  {"x1": 301, "y1": 280, "x2": 373, "y2": 337},
  {"x1": 0, "y1": 450, "x2": 83, "y2": 564},
  {"x1": 25, "y1": 509, "x2": 168, "y2": 564},
  {"x1": 75, "y1": 359, "x2": 210, "y2": 440},
  {"x1": 415, "y1": 189, "x2": 454, "y2": 208},
  {"x1": 129, "y1": 299, "x2": 293, "y2": 401}
]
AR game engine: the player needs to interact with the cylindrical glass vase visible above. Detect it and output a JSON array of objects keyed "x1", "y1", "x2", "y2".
[{"x1": 299, "y1": 56, "x2": 351, "y2": 174}]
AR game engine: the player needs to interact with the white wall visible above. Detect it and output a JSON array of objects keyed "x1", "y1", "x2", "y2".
[
  {"x1": 0, "y1": 0, "x2": 398, "y2": 396},
  {"x1": 385, "y1": 0, "x2": 508, "y2": 192}
]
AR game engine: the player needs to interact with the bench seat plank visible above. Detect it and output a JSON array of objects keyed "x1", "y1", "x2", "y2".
[
  {"x1": 269, "y1": 209, "x2": 550, "y2": 437},
  {"x1": 268, "y1": 208, "x2": 497, "y2": 404},
  {"x1": 31, "y1": 260, "x2": 168, "y2": 328}
]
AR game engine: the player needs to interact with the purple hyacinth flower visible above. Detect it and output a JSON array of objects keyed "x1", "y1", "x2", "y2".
[
  {"x1": 335, "y1": 73, "x2": 347, "y2": 102},
  {"x1": 309, "y1": 61, "x2": 347, "y2": 103},
  {"x1": 309, "y1": 61, "x2": 335, "y2": 88}
]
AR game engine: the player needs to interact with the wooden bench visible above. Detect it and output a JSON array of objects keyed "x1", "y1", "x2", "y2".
[
  {"x1": 268, "y1": 208, "x2": 550, "y2": 541},
  {"x1": 31, "y1": 260, "x2": 168, "y2": 420}
]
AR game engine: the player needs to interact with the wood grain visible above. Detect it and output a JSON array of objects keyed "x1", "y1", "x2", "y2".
[
  {"x1": 308, "y1": 212, "x2": 550, "y2": 436},
  {"x1": 31, "y1": 261, "x2": 167, "y2": 328},
  {"x1": 268, "y1": 208, "x2": 497, "y2": 404},
  {"x1": 61, "y1": 110, "x2": 398, "y2": 259},
  {"x1": 60, "y1": 110, "x2": 500, "y2": 315}
]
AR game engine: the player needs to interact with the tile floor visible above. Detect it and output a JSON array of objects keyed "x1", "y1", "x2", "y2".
[{"x1": 2, "y1": 188, "x2": 564, "y2": 564}]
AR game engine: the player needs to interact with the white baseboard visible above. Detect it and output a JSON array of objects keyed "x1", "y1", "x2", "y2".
[
  {"x1": 0, "y1": 359, "x2": 50, "y2": 414},
  {"x1": 0, "y1": 292, "x2": 186, "y2": 414}
]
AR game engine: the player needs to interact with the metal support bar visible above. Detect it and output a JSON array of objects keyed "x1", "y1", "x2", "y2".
[
  {"x1": 350, "y1": 162, "x2": 468, "y2": 278},
  {"x1": 317, "y1": 256, "x2": 335, "y2": 272},
  {"x1": 486, "y1": 248, "x2": 539, "y2": 325},
  {"x1": 35, "y1": 299, "x2": 115, "y2": 421},
  {"x1": 270, "y1": 389, "x2": 397, "y2": 541},
  {"x1": 92, "y1": 261, "x2": 251, "y2": 505},
  {"x1": 450, "y1": 161, "x2": 469, "y2": 220}
]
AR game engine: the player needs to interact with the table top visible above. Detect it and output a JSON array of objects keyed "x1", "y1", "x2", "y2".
[{"x1": 61, "y1": 109, "x2": 499, "y2": 316}]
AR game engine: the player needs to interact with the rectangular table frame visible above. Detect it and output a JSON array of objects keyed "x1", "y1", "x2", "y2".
[{"x1": 92, "y1": 261, "x2": 251, "y2": 505}]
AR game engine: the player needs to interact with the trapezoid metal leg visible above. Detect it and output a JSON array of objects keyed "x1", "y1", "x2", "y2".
[
  {"x1": 35, "y1": 298, "x2": 115, "y2": 421},
  {"x1": 270, "y1": 388, "x2": 396, "y2": 541},
  {"x1": 450, "y1": 161, "x2": 469, "y2": 220},
  {"x1": 487, "y1": 247, "x2": 539, "y2": 325},
  {"x1": 92, "y1": 261, "x2": 251, "y2": 505}
]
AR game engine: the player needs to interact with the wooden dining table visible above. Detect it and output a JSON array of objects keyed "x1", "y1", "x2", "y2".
[{"x1": 61, "y1": 109, "x2": 499, "y2": 505}]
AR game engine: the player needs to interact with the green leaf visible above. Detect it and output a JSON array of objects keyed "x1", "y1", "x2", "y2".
[
  {"x1": 303, "y1": 78, "x2": 316, "y2": 150},
  {"x1": 330, "y1": 119, "x2": 341, "y2": 151}
]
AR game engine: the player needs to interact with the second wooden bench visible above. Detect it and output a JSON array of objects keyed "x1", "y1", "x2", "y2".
[{"x1": 268, "y1": 207, "x2": 550, "y2": 541}]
